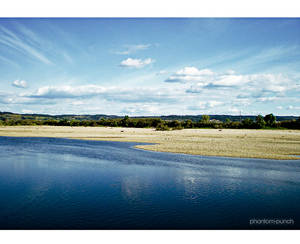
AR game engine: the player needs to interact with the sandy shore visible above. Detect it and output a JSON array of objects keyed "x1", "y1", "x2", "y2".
[{"x1": 1, "y1": 126, "x2": 300, "y2": 160}]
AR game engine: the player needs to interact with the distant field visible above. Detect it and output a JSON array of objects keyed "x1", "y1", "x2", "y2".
[{"x1": 1, "y1": 126, "x2": 300, "y2": 160}]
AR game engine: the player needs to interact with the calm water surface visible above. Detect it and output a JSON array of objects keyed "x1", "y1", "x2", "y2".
[{"x1": 0, "y1": 136, "x2": 300, "y2": 229}]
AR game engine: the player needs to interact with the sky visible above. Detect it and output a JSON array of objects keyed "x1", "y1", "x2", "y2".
[{"x1": 0, "y1": 18, "x2": 300, "y2": 116}]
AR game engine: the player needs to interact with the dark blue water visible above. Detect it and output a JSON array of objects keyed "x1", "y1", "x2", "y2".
[{"x1": 0, "y1": 136, "x2": 300, "y2": 229}]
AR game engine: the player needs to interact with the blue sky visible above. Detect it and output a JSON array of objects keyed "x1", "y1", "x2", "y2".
[{"x1": 0, "y1": 18, "x2": 300, "y2": 116}]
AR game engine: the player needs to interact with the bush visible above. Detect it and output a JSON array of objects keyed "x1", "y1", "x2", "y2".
[
  {"x1": 172, "y1": 125, "x2": 184, "y2": 130},
  {"x1": 156, "y1": 123, "x2": 170, "y2": 131}
]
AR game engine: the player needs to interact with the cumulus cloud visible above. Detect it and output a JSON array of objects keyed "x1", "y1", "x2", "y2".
[
  {"x1": 4, "y1": 66, "x2": 298, "y2": 115},
  {"x1": 176, "y1": 67, "x2": 214, "y2": 76},
  {"x1": 0, "y1": 91, "x2": 55, "y2": 105},
  {"x1": 225, "y1": 70, "x2": 235, "y2": 75},
  {"x1": 29, "y1": 85, "x2": 106, "y2": 99},
  {"x1": 12, "y1": 80, "x2": 27, "y2": 88},
  {"x1": 167, "y1": 67, "x2": 293, "y2": 95},
  {"x1": 165, "y1": 67, "x2": 247, "y2": 87},
  {"x1": 165, "y1": 67, "x2": 214, "y2": 83},
  {"x1": 210, "y1": 74, "x2": 247, "y2": 87},
  {"x1": 120, "y1": 58, "x2": 154, "y2": 68},
  {"x1": 121, "y1": 104, "x2": 159, "y2": 115},
  {"x1": 25, "y1": 85, "x2": 178, "y2": 104},
  {"x1": 188, "y1": 101, "x2": 224, "y2": 110}
]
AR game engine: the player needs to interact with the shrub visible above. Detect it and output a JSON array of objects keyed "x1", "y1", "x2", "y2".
[
  {"x1": 156, "y1": 123, "x2": 170, "y2": 131},
  {"x1": 172, "y1": 125, "x2": 184, "y2": 130}
]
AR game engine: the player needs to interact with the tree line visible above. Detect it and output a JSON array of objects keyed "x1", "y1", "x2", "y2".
[{"x1": 1, "y1": 113, "x2": 300, "y2": 130}]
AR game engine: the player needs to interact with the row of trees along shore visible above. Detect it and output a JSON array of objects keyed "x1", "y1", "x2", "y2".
[{"x1": 1, "y1": 114, "x2": 300, "y2": 130}]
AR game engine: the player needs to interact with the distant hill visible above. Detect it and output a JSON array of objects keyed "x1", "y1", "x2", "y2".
[{"x1": 0, "y1": 111, "x2": 298, "y2": 122}]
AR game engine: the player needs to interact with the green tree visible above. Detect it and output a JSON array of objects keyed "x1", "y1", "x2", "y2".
[
  {"x1": 264, "y1": 113, "x2": 276, "y2": 127},
  {"x1": 184, "y1": 119, "x2": 193, "y2": 128},
  {"x1": 255, "y1": 115, "x2": 266, "y2": 128},
  {"x1": 169, "y1": 120, "x2": 181, "y2": 128},
  {"x1": 70, "y1": 120, "x2": 80, "y2": 127},
  {"x1": 242, "y1": 118, "x2": 254, "y2": 128},
  {"x1": 121, "y1": 115, "x2": 130, "y2": 127},
  {"x1": 201, "y1": 115, "x2": 210, "y2": 123},
  {"x1": 225, "y1": 118, "x2": 231, "y2": 124}
]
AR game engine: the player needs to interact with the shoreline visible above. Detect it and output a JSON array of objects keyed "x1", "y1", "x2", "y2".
[{"x1": 1, "y1": 126, "x2": 300, "y2": 160}]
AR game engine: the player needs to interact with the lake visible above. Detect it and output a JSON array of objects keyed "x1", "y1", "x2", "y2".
[{"x1": 0, "y1": 136, "x2": 300, "y2": 229}]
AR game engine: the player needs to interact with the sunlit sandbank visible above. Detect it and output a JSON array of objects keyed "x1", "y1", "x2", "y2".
[{"x1": 1, "y1": 126, "x2": 300, "y2": 160}]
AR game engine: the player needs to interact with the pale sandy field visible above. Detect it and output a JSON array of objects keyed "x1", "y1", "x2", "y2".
[{"x1": 1, "y1": 126, "x2": 300, "y2": 160}]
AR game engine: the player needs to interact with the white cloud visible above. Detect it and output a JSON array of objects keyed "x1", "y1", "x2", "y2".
[
  {"x1": 115, "y1": 44, "x2": 151, "y2": 55},
  {"x1": 211, "y1": 74, "x2": 247, "y2": 87},
  {"x1": 26, "y1": 85, "x2": 179, "y2": 104},
  {"x1": 71, "y1": 101, "x2": 88, "y2": 106},
  {"x1": 165, "y1": 67, "x2": 214, "y2": 83},
  {"x1": 287, "y1": 105, "x2": 300, "y2": 110},
  {"x1": 0, "y1": 26, "x2": 52, "y2": 65},
  {"x1": 156, "y1": 70, "x2": 167, "y2": 75},
  {"x1": 4, "y1": 66, "x2": 298, "y2": 116},
  {"x1": 165, "y1": 67, "x2": 295, "y2": 103},
  {"x1": 232, "y1": 98, "x2": 251, "y2": 106},
  {"x1": 225, "y1": 70, "x2": 235, "y2": 75},
  {"x1": 167, "y1": 67, "x2": 293, "y2": 94},
  {"x1": 256, "y1": 97, "x2": 278, "y2": 102},
  {"x1": 207, "y1": 101, "x2": 224, "y2": 107},
  {"x1": 121, "y1": 104, "x2": 159, "y2": 115},
  {"x1": 12, "y1": 80, "x2": 27, "y2": 88},
  {"x1": 22, "y1": 109, "x2": 33, "y2": 114},
  {"x1": 185, "y1": 83, "x2": 205, "y2": 93},
  {"x1": 120, "y1": 58, "x2": 154, "y2": 68},
  {"x1": 227, "y1": 107, "x2": 240, "y2": 114},
  {"x1": 176, "y1": 67, "x2": 214, "y2": 76},
  {"x1": 188, "y1": 101, "x2": 224, "y2": 110}
]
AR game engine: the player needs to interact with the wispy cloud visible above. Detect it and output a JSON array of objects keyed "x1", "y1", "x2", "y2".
[
  {"x1": 0, "y1": 55, "x2": 20, "y2": 68},
  {"x1": 62, "y1": 52, "x2": 73, "y2": 64},
  {"x1": 114, "y1": 44, "x2": 151, "y2": 55},
  {"x1": 224, "y1": 45, "x2": 300, "y2": 72},
  {"x1": 287, "y1": 105, "x2": 300, "y2": 110},
  {"x1": 156, "y1": 70, "x2": 167, "y2": 75},
  {"x1": 0, "y1": 25, "x2": 53, "y2": 65},
  {"x1": 120, "y1": 58, "x2": 154, "y2": 68}
]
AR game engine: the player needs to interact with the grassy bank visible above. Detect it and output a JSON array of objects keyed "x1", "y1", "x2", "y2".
[{"x1": 0, "y1": 126, "x2": 300, "y2": 160}]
